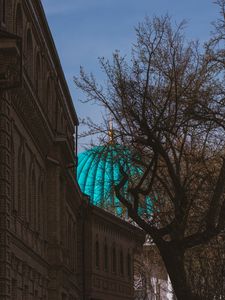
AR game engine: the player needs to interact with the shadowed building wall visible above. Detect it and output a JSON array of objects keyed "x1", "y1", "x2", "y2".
[
  {"x1": 0, "y1": 0, "x2": 81, "y2": 299},
  {"x1": 83, "y1": 204, "x2": 145, "y2": 300}
]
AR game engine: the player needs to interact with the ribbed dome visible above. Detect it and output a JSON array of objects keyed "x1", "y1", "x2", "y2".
[{"x1": 77, "y1": 144, "x2": 140, "y2": 216}]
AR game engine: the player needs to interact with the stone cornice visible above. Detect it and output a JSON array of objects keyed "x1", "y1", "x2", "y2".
[{"x1": 90, "y1": 205, "x2": 145, "y2": 244}]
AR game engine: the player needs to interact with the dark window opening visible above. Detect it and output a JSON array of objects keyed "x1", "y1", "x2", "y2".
[
  {"x1": 29, "y1": 170, "x2": 36, "y2": 228},
  {"x1": 26, "y1": 30, "x2": 33, "y2": 77},
  {"x1": 104, "y1": 243, "x2": 108, "y2": 271},
  {"x1": 112, "y1": 246, "x2": 117, "y2": 273},
  {"x1": 120, "y1": 249, "x2": 124, "y2": 275},
  {"x1": 15, "y1": 4, "x2": 23, "y2": 37},
  {"x1": 95, "y1": 240, "x2": 99, "y2": 268},
  {"x1": 18, "y1": 154, "x2": 26, "y2": 218},
  {"x1": 1, "y1": 0, "x2": 6, "y2": 24},
  {"x1": 127, "y1": 253, "x2": 131, "y2": 277},
  {"x1": 36, "y1": 54, "x2": 41, "y2": 98},
  {"x1": 12, "y1": 279, "x2": 17, "y2": 299}
]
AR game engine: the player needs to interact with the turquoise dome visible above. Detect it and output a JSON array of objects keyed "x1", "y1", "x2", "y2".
[{"x1": 77, "y1": 144, "x2": 140, "y2": 216}]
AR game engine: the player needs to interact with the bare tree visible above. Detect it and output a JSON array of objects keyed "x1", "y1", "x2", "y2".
[
  {"x1": 207, "y1": 0, "x2": 225, "y2": 68},
  {"x1": 185, "y1": 234, "x2": 225, "y2": 299},
  {"x1": 74, "y1": 8, "x2": 225, "y2": 300}
]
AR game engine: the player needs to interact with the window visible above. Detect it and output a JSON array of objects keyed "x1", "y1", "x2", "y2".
[
  {"x1": 15, "y1": 4, "x2": 23, "y2": 36},
  {"x1": 95, "y1": 239, "x2": 99, "y2": 268},
  {"x1": 26, "y1": 30, "x2": 33, "y2": 78},
  {"x1": 22, "y1": 285, "x2": 28, "y2": 300},
  {"x1": 29, "y1": 170, "x2": 36, "y2": 228},
  {"x1": 73, "y1": 222, "x2": 77, "y2": 271},
  {"x1": 120, "y1": 249, "x2": 124, "y2": 275},
  {"x1": 112, "y1": 246, "x2": 117, "y2": 273},
  {"x1": 37, "y1": 180, "x2": 43, "y2": 233},
  {"x1": 61, "y1": 293, "x2": 67, "y2": 300},
  {"x1": 12, "y1": 140, "x2": 15, "y2": 213},
  {"x1": 47, "y1": 79, "x2": 53, "y2": 120},
  {"x1": 68, "y1": 219, "x2": 72, "y2": 266},
  {"x1": 104, "y1": 242, "x2": 108, "y2": 271},
  {"x1": 36, "y1": 53, "x2": 41, "y2": 98},
  {"x1": 127, "y1": 253, "x2": 131, "y2": 277},
  {"x1": 0, "y1": 0, "x2": 6, "y2": 25},
  {"x1": 18, "y1": 154, "x2": 26, "y2": 218},
  {"x1": 12, "y1": 279, "x2": 17, "y2": 299}
]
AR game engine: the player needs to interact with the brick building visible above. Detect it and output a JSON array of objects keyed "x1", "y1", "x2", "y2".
[{"x1": 0, "y1": 1, "x2": 144, "y2": 299}]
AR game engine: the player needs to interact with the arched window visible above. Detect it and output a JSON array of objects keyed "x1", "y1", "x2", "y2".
[
  {"x1": 39, "y1": 179, "x2": 45, "y2": 236},
  {"x1": 104, "y1": 241, "x2": 108, "y2": 271},
  {"x1": 61, "y1": 114, "x2": 64, "y2": 131},
  {"x1": 95, "y1": 239, "x2": 99, "y2": 268},
  {"x1": 73, "y1": 222, "x2": 77, "y2": 271},
  {"x1": 12, "y1": 138, "x2": 15, "y2": 213},
  {"x1": 127, "y1": 253, "x2": 131, "y2": 278},
  {"x1": 29, "y1": 170, "x2": 36, "y2": 228},
  {"x1": 18, "y1": 154, "x2": 26, "y2": 218},
  {"x1": 68, "y1": 219, "x2": 71, "y2": 265},
  {"x1": 37, "y1": 178, "x2": 43, "y2": 233},
  {"x1": 36, "y1": 53, "x2": 42, "y2": 99},
  {"x1": 26, "y1": 29, "x2": 33, "y2": 78},
  {"x1": 18, "y1": 156, "x2": 22, "y2": 215},
  {"x1": 1, "y1": 0, "x2": 6, "y2": 24},
  {"x1": 21, "y1": 155, "x2": 26, "y2": 218},
  {"x1": 11, "y1": 279, "x2": 17, "y2": 299},
  {"x1": 24, "y1": 285, "x2": 28, "y2": 300},
  {"x1": 120, "y1": 249, "x2": 124, "y2": 276},
  {"x1": 51, "y1": 88, "x2": 56, "y2": 128},
  {"x1": 112, "y1": 245, "x2": 117, "y2": 273},
  {"x1": 15, "y1": 4, "x2": 23, "y2": 36},
  {"x1": 47, "y1": 79, "x2": 52, "y2": 119}
]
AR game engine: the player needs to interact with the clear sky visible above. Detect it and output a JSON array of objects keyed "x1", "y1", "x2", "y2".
[{"x1": 41, "y1": 0, "x2": 219, "y2": 151}]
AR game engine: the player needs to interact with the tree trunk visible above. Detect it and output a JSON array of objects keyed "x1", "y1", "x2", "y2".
[{"x1": 158, "y1": 242, "x2": 201, "y2": 300}]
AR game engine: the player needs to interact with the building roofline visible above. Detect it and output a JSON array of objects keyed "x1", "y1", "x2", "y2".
[
  {"x1": 35, "y1": 0, "x2": 79, "y2": 125},
  {"x1": 90, "y1": 204, "x2": 145, "y2": 242}
]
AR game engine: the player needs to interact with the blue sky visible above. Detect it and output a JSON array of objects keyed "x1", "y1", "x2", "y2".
[{"x1": 41, "y1": 0, "x2": 219, "y2": 150}]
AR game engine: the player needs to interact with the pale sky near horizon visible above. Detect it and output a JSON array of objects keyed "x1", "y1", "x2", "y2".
[{"x1": 41, "y1": 0, "x2": 219, "y2": 151}]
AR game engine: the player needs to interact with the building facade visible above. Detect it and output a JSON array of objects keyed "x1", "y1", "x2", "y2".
[
  {"x1": 0, "y1": 1, "x2": 145, "y2": 299},
  {"x1": 84, "y1": 205, "x2": 144, "y2": 300},
  {"x1": 0, "y1": 0, "x2": 83, "y2": 299}
]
